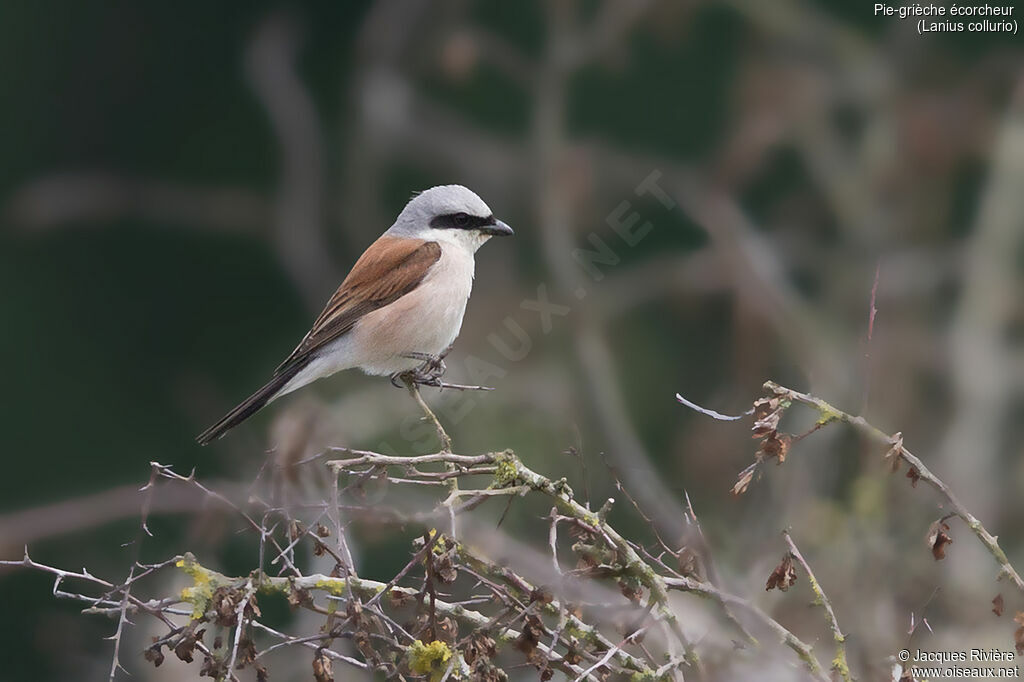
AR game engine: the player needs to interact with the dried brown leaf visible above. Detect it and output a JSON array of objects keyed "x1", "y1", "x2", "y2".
[
  {"x1": 144, "y1": 645, "x2": 165, "y2": 668},
  {"x1": 389, "y1": 590, "x2": 412, "y2": 609},
  {"x1": 993, "y1": 594, "x2": 1005, "y2": 617},
  {"x1": 927, "y1": 520, "x2": 953, "y2": 560},
  {"x1": 236, "y1": 636, "x2": 257, "y2": 668},
  {"x1": 618, "y1": 578, "x2": 643, "y2": 603},
  {"x1": 530, "y1": 586, "x2": 553, "y2": 605},
  {"x1": 757, "y1": 432, "x2": 792, "y2": 465},
  {"x1": 751, "y1": 397, "x2": 784, "y2": 437},
  {"x1": 464, "y1": 633, "x2": 497, "y2": 666},
  {"x1": 677, "y1": 546, "x2": 700, "y2": 578},
  {"x1": 766, "y1": 553, "x2": 797, "y2": 592},
  {"x1": 885, "y1": 432, "x2": 904, "y2": 473},
  {"x1": 732, "y1": 467, "x2": 755, "y2": 496},
  {"x1": 1014, "y1": 612, "x2": 1024, "y2": 655},
  {"x1": 436, "y1": 555, "x2": 458, "y2": 584},
  {"x1": 199, "y1": 654, "x2": 225, "y2": 679},
  {"x1": 313, "y1": 648, "x2": 334, "y2": 682},
  {"x1": 516, "y1": 615, "x2": 545, "y2": 654},
  {"x1": 173, "y1": 626, "x2": 204, "y2": 664},
  {"x1": 906, "y1": 466, "x2": 921, "y2": 487},
  {"x1": 287, "y1": 586, "x2": 309, "y2": 609},
  {"x1": 436, "y1": 616, "x2": 458, "y2": 643}
]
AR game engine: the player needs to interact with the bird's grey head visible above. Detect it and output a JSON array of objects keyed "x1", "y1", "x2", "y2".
[{"x1": 387, "y1": 185, "x2": 513, "y2": 251}]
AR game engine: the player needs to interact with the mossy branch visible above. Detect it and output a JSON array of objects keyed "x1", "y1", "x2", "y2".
[
  {"x1": 174, "y1": 553, "x2": 593, "y2": 680},
  {"x1": 782, "y1": 531, "x2": 853, "y2": 682},
  {"x1": 664, "y1": 575, "x2": 830, "y2": 682},
  {"x1": 764, "y1": 381, "x2": 1024, "y2": 594}
]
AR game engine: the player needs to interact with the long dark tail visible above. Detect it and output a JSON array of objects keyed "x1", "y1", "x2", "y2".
[{"x1": 196, "y1": 361, "x2": 307, "y2": 445}]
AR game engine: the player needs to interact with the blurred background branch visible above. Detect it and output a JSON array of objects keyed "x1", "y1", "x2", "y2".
[{"x1": 1, "y1": 0, "x2": 1022, "y2": 680}]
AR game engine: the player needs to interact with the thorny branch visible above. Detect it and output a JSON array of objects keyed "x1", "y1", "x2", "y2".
[
  {"x1": 13, "y1": 377, "x2": 1015, "y2": 681},
  {"x1": 742, "y1": 381, "x2": 1024, "y2": 595},
  {"x1": 2, "y1": 434, "x2": 849, "y2": 682},
  {"x1": 782, "y1": 531, "x2": 853, "y2": 682}
]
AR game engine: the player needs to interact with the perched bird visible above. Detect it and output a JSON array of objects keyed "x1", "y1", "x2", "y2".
[{"x1": 196, "y1": 185, "x2": 513, "y2": 445}]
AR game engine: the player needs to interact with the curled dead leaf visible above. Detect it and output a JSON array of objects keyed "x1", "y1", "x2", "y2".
[
  {"x1": 732, "y1": 466, "x2": 756, "y2": 496},
  {"x1": 435, "y1": 554, "x2": 458, "y2": 584},
  {"x1": 530, "y1": 586, "x2": 553, "y2": 605},
  {"x1": 757, "y1": 432, "x2": 792, "y2": 465},
  {"x1": 515, "y1": 614, "x2": 545, "y2": 654},
  {"x1": 993, "y1": 594, "x2": 1004, "y2": 617},
  {"x1": 927, "y1": 520, "x2": 953, "y2": 560},
  {"x1": 313, "y1": 648, "x2": 334, "y2": 682},
  {"x1": 677, "y1": 546, "x2": 700, "y2": 578},
  {"x1": 144, "y1": 645, "x2": 164, "y2": 667},
  {"x1": 752, "y1": 396, "x2": 785, "y2": 438},
  {"x1": 1014, "y1": 612, "x2": 1024, "y2": 655},
  {"x1": 766, "y1": 553, "x2": 797, "y2": 592},
  {"x1": 906, "y1": 466, "x2": 921, "y2": 487},
  {"x1": 885, "y1": 432, "x2": 904, "y2": 473}
]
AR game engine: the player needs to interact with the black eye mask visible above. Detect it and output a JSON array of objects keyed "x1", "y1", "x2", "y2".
[{"x1": 430, "y1": 212, "x2": 496, "y2": 230}]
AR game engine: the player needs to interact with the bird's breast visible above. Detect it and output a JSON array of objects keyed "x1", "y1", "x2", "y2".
[{"x1": 349, "y1": 244, "x2": 476, "y2": 375}]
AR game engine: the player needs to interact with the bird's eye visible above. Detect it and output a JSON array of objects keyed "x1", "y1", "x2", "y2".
[{"x1": 453, "y1": 212, "x2": 469, "y2": 227}]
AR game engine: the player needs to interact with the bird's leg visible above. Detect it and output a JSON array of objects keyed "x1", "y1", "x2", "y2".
[
  {"x1": 400, "y1": 374, "x2": 452, "y2": 454},
  {"x1": 401, "y1": 350, "x2": 448, "y2": 384},
  {"x1": 392, "y1": 347, "x2": 494, "y2": 391}
]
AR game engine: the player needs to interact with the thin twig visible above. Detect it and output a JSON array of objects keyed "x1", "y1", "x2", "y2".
[
  {"x1": 783, "y1": 530, "x2": 853, "y2": 682},
  {"x1": 665, "y1": 574, "x2": 830, "y2": 682},
  {"x1": 675, "y1": 392, "x2": 752, "y2": 421},
  {"x1": 402, "y1": 376, "x2": 453, "y2": 454},
  {"x1": 227, "y1": 578, "x2": 257, "y2": 674},
  {"x1": 572, "y1": 626, "x2": 648, "y2": 682},
  {"x1": 765, "y1": 381, "x2": 1024, "y2": 593}
]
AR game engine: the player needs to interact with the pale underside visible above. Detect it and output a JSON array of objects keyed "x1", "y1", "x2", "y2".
[{"x1": 275, "y1": 234, "x2": 480, "y2": 397}]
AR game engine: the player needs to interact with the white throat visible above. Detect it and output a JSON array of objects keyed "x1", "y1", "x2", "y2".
[{"x1": 419, "y1": 227, "x2": 492, "y2": 253}]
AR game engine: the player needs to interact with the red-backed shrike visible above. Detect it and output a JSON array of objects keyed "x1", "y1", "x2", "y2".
[{"x1": 197, "y1": 185, "x2": 513, "y2": 444}]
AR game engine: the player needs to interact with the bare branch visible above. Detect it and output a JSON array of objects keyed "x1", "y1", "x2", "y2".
[
  {"x1": 783, "y1": 531, "x2": 853, "y2": 682},
  {"x1": 764, "y1": 381, "x2": 1024, "y2": 594}
]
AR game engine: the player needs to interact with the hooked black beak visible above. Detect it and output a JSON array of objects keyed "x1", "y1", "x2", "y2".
[{"x1": 481, "y1": 219, "x2": 514, "y2": 237}]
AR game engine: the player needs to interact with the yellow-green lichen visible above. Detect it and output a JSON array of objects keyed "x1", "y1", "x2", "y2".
[
  {"x1": 629, "y1": 672, "x2": 663, "y2": 682},
  {"x1": 564, "y1": 623, "x2": 585, "y2": 639},
  {"x1": 407, "y1": 639, "x2": 454, "y2": 681},
  {"x1": 257, "y1": 580, "x2": 288, "y2": 596},
  {"x1": 491, "y1": 451, "x2": 520, "y2": 488},
  {"x1": 176, "y1": 553, "x2": 216, "y2": 620},
  {"x1": 815, "y1": 404, "x2": 840, "y2": 426},
  {"x1": 314, "y1": 578, "x2": 347, "y2": 596},
  {"x1": 832, "y1": 650, "x2": 850, "y2": 680}
]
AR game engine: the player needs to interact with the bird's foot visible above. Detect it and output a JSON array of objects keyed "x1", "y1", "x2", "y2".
[
  {"x1": 390, "y1": 361, "x2": 444, "y2": 389},
  {"x1": 402, "y1": 350, "x2": 448, "y2": 382},
  {"x1": 391, "y1": 349, "x2": 493, "y2": 392}
]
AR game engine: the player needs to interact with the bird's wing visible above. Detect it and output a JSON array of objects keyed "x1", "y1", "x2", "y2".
[{"x1": 276, "y1": 236, "x2": 441, "y2": 372}]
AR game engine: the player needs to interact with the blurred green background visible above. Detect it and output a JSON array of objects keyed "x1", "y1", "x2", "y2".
[{"x1": 2, "y1": 0, "x2": 1023, "y2": 680}]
